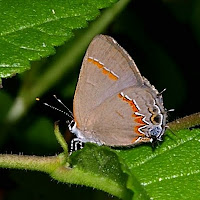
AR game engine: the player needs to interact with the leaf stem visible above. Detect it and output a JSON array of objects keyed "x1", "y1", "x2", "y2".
[
  {"x1": 0, "y1": 152, "x2": 129, "y2": 200},
  {"x1": 54, "y1": 121, "x2": 69, "y2": 155},
  {"x1": 0, "y1": 154, "x2": 60, "y2": 173},
  {"x1": 167, "y1": 112, "x2": 200, "y2": 131}
]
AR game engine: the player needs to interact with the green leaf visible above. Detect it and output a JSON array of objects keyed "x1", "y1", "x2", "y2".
[
  {"x1": 64, "y1": 129, "x2": 200, "y2": 200},
  {"x1": 69, "y1": 143, "x2": 133, "y2": 200},
  {"x1": 116, "y1": 129, "x2": 200, "y2": 199},
  {"x1": 0, "y1": 0, "x2": 117, "y2": 79}
]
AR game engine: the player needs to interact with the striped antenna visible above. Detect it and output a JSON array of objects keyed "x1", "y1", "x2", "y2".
[
  {"x1": 36, "y1": 97, "x2": 73, "y2": 120},
  {"x1": 53, "y1": 95, "x2": 74, "y2": 118}
]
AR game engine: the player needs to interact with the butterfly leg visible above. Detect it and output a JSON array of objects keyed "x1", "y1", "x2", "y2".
[{"x1": 69, "y1": 138, "x2": 84, "y2": 155}]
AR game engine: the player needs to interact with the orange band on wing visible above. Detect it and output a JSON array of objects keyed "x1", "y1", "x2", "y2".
[
  {"x1": 102, "y1": 68, "x2": 109, "y2": 75},
  {"x1": 118, "y1": 93, "x2": 149, "y2": 142},
  {"x1": 133, "y1": 114, "x2": 147, "y2": 125},
  {"x1": 118, "y1": 93, "x2": 139, "y2": 113},
  {"x1": 131, "y1": 136, "x2": 140, "y2": 143},
  {"x1": 88, "y1": 57, "x2": 104, "y2": 69},
  {"x1": 109, "y1": 73, "x2": 119, "y2": 81},
  {"x1": 102, "y1": 68, "x2": 118, "y2": 81},
  {"x1": 88, "y1": 57, "x2": 118, "y2": 81}
]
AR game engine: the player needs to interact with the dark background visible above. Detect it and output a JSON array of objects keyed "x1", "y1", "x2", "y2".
[{"x1": 0, "y1": 0, "x2": 199, "y2": 199}]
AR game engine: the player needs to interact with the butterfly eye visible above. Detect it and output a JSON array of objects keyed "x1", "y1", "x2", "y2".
[{"x1": 68, "y1": 120, "x2": 76, "y2": 130}]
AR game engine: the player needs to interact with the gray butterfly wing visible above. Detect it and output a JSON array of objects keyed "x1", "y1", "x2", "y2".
[
  {"x1": 81, "y1": 85, "x2": 162, "y2": 146},
  {"x1": 73, "y1": 35, "x2": 144, "y2": 130}
]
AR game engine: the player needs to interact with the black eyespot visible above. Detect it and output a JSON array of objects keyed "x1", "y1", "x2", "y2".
[{"x1": 153, "y1": 114, "x2": 161, "y2": 124}]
